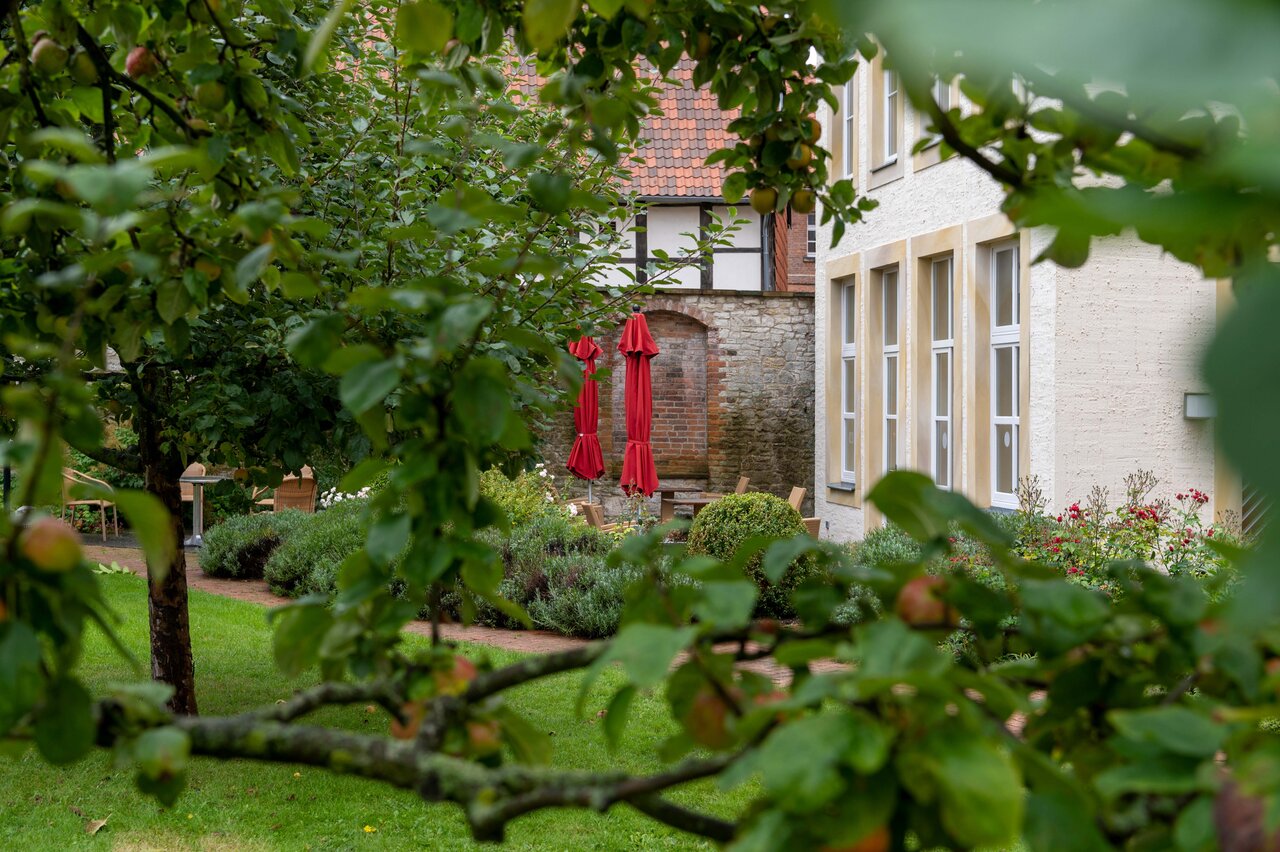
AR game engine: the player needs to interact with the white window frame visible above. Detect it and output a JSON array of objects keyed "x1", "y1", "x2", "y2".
[
  {"x1": 806, "y1": 213, "x2": 817, "y2": 258},
  {"x1": 882, "y1": 268, "x2": 899, "y2": 475},
  {"x1": 882, "y1": 68, "x2": 899, "y2": 164},
  {"x1": 840, "y1": 281, "x2": 858, "y2": 483},
  {"x1": 991, "y1": 243, "x2": 1021, "y2": 509},
  {"x1": 843, "y1": 81, "x2": 856, "y2": 177},
  {"x1": 930, "y1": 256, "x2": 954, "y2": 490},
  {"x1": 932, "y1": 77, "x2": 951, "y2": 113}
]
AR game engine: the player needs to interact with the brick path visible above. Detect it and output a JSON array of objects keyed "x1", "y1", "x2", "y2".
[{"x1": 83, "y1": 544, "x2": 809, "y2": 681}]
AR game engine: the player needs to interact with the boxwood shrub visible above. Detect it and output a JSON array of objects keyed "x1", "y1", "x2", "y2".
[
  {"x1": 687, "y1": 492, "x2": 820, "y2": 617},
  {"x1": 201, "y1": 510, "x2": 310, "y2": 579}
]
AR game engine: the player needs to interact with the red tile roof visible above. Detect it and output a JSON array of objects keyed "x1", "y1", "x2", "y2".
[{"x1": 507, "y1": 58, "x2": 735, "y2": 200}]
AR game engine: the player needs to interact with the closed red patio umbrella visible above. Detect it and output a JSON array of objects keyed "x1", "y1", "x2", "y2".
[
  {"x1": 566, "y1": 336, "x2": 605, "y2": 495},
  {"x1": 618, "y1": 312, "x2": 660, "y2": 497}
]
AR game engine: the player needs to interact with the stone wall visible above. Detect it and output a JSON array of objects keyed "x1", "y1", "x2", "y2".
[{"x1": 545, "y1": 289, "x2": 815, "y2": 517}]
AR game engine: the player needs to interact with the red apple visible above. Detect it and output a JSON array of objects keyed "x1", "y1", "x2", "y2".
[
  {"x1": 682, "y1": 687, "x2": 734, "y2": 750},
  {"x1": 390, "y1": 700, "x2": 427, "y2": 740},
  {"x1": 466, "y1": 720, "x2": 502, "y2": 756},
  {"x1": 433, "y1": 656, "x2": 478, "y2": 696},
  {"x1": 19, "y1": 516, "x2": 82, "y2": 573},
  {"x1": 821, "y1": 825, "x2": 891, "y2": 852},
  {"x1": 125, "y1": 46, "x2": 157, "y2": 79},
  {"x1": 895, "y1": 575, "x2": 956, "y2": 626}
]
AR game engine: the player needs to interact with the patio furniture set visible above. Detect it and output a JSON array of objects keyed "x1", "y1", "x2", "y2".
[{"x1": 60, "y1": 463, "x2": 319, "y2": 547}]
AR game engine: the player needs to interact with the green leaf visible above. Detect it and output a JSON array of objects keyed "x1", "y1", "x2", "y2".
[
  {"x1": 395, "y1": 0, "x2": 455, "y2": 55},
  {"x1": 0, "y1": 623, "x2": 42, "y2": 736},
  {"x1": 917, "y1": 729, "x2": 1024, "y2": 848},
  {"x1": 35, "y1": 677, "x2": 95, "y2": 765},
  {"x1": 528, "y1": 171, "x2": 571, "y2": 213},
  {"x1": 761, "y1": 535, "x2": 819, "y2": 584},
  {"x1": 111, "y1": 490, "x2": 175, "y2": 584},
  {"x1": 366, "y1": 513, "x2": 410, "y2": 566},
  {"x1": 303, "y1": 0, "x2": 357, "y2": 73},
  {"x1": 340, "y1": 359, "x2": 400, "y2": 415},
  {"x1": 586, "y1": 0, "x2": 623, "y2": 17},
  {"x1": 603, "y1": 685, "x2": 636, "y2": 752},
  {"x1": 338, "y1": 459, "x2": 388, "y2": 493},
  {"x1": 755, "y1": 711, "x2": 857, "y2": 811},
  {"x1": 1108, "y1": 707, "x2": 1227, "y2": 758},
  {"x1": 603, "y1": 624, "x2": 696, "y2": 690},
  {"x1": 155, "y1": 278, "x2": 191, "y2": 325},
  {"x1": 523, "y1": 0, "x2": 578, "y2": 51},
  {"x1": 867, "y1": 471, "x2": 1012, "y2": 553},
  {"x1": 1173, "y1": 795, "x2": 1217, "y2": 852},
  {"x1": 844, "y1": 708, "x2": 895, "y2": 774},
  {"x1": 722, "y1": 172, "x2": 748, "y2": 204},
  {"x1": 132, "y1": 726, "x2": 190, "y2": 807},
  {"x1": 1094, "y1": 755, "x2": 1204, "y2": 799},
  {"x1": 692, "y1": 580, "x2": 757, "y2": 630},
  {"x1": 286, "y1": 314, "x2": 344, "y2": 368},
  {"x1": 234, "y1": 244, "x2": 274, "y2": 294},
  {"x1": 451, "y1": 359, "x2": 510, "y2": 444},
  {"x1": 1024, "y1": 792, "x2": 1110, "y2": 852},
  {"x1": 269, "y1": 597, "x2": 333, "y2": 677},
  {"x1": 494, "y1": 705, "x2": 552, "y2": 765}
]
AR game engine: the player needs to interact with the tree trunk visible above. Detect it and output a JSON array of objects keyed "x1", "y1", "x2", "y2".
[{"x1": 135, "y1": 372, "x2": 198, "y2": 716}]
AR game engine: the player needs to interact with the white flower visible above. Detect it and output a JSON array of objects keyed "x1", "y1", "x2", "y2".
[{"x1": 568, "y1": 504, "x2": 578, "y2": 516}]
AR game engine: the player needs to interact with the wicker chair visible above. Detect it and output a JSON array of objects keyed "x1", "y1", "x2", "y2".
[
  {"x1": 179, "y1": 462, "x2": 206, "y2": 504},
  {"x1": 61, "y1": 468, "x2": 118, "y2": 542},
  {"x1": 254, "y1": 466, "x2": 317, "y2": 513}
]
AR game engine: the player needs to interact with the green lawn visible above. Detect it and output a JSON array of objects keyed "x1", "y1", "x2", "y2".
[{"x1": 0, "y1": 574, "x2": 747, "y2": 850}]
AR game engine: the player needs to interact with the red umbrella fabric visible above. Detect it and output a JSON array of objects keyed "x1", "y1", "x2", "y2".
[
  {"x1": 618, "y1": 313, "x2": 660, "y2": 497},
  {"x1": 566, "y1": 336, "x2": 605, "y2": 482}
]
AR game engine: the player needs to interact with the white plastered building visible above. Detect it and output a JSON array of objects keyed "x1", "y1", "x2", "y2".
[{"x1": 812, "y1": 60, "x2": 1246, "y2": 541}]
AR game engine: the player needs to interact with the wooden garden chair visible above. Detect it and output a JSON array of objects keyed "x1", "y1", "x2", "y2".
[
  {"x1": 179, "y1": 462, "x2": 206, "y2": 505},
  {"x1": 61, "y1": 468, "x2": 118, "y2": 542},
  {"x1": 787, "y1": 486, "x2": 806, "y2": 511},
  {"x1": 583, "y1": 502, "x2": 621, "y2": 533}
]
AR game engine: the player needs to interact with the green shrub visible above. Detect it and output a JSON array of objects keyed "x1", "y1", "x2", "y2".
[
  {"x1": 687, "y1": 492, "x2": 820, "y2": 617},
  {"x1": 201, "y1": 510, "x2": 310, "y2": 579},
  {"x1": 527, "y1": 557, "x2": 645, "y2": 639},
  {"x1": 480, "y1": 466, "x2": 557, "y2": 528},
  {"x1": 444, "y1": 512, "x2": 617, "y2": 630},
  {"x1": 264, "y1": 500, "x2": 368, "y2": 597}
]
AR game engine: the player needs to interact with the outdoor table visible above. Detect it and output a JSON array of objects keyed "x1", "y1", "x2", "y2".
[
  {"x1": 659, "y1": 490, "x2": 721, "y2": 522},
  {"x1": 180, "y1": 473, "x2": 227, "y2": 548}
]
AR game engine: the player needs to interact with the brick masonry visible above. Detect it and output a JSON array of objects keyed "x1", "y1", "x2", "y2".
[
  {"x1": 775, "y1": 211, "x2": 816, "y2": 292},
  {"x1": 547, "y1": 290, "x2": 816, "y2": 516}
]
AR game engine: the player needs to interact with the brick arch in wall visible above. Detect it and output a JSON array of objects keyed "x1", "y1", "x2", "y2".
[{"x1": 598, "y1": 302, "x2": 724, "y2": 484}]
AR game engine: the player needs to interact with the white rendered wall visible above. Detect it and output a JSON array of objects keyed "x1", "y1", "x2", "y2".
[
  {"x1": 1049, "y1": 238, "x2": 1217, "y2": 509},
  {"x1": 814, "y1": 75, "x2": 1218, "y2": 542}
]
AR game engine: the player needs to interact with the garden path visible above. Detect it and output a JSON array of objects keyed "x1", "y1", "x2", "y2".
[{"x1": 82, "y1": 543, "x2": 822, "y2": 683}]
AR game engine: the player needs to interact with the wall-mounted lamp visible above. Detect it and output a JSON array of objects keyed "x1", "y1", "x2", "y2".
[{"x1": 1184, "y1": 392, "x2": 1217, "y2": 420}]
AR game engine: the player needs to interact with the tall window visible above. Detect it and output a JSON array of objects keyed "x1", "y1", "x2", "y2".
[
  {"x1": 931, "y1": 256, "x2": 954, "y2": 489},
  {"x1": 991, "y1": 244, "x2": 1020, "y2": 508},
  {"x1": 882, "y1": 269, "x2": 899, "y2": 474},
  {"x1": 843, "y1": 81, "x2": 856, "y2": 177},
  {"x1": 932, "y1": 77, "x2": 951, "y2": 112},
  {"x1": 840, "y1": 282, "x2": 857, "y2": 482},
  {"x1": 882, "y1": 69, "x2": 899, "y2": 162}
]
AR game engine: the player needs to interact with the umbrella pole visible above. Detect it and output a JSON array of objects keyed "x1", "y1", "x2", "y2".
[{"x1": 587, "y1": 480, "x2": 593, "y2": 504}]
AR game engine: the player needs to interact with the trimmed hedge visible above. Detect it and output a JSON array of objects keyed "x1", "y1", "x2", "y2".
[
  {"x1": 201, "y1": 511, "x2": 311, "y2": 579},
  {"x1": 687, "y1": 492, "x2": 821, "y2": 617},
  {"x1": 263, "y1": 499, "x2": 369, "y2": 597}
]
